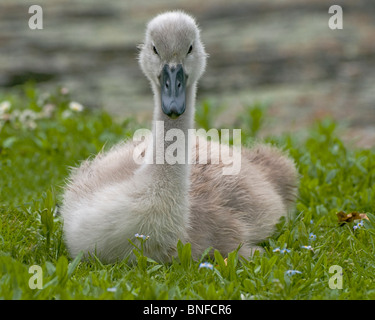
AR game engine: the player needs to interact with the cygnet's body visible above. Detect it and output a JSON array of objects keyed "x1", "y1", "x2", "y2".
[{"x1": 61, "y1": 11, "x2": 298, "y2": 263}]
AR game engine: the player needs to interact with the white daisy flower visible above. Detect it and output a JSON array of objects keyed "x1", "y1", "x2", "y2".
[
  {"x1": 0, "y1": 101, "x2": 11, "y2": 113},
  {"x1": 69, "y1": 101, "x2": 84, "y2": 112}
]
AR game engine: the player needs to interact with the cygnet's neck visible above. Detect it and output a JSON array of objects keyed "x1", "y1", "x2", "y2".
[{"x1": 143, "y1": 83, "x2": 197, "y2": 189}]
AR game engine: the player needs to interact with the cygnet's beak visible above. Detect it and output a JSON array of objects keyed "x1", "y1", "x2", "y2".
[{"x1": 160, "y1": 64, "x2": 186, "y2": 119}]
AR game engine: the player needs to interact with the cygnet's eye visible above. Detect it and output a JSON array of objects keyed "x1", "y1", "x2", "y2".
[
  {"x1": 187, "y1": 44, "x2": 193, "y2": 55},
  {"x1": 153, "y1": 45, "x2": 159, "y2": 55}
]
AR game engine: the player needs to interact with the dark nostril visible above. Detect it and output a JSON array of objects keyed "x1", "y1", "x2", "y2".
[
  {"x1": 177, "y1": 82, "x2": 181, "y2": 88},
  {"x1": 165, "y1": 81, "x2": 169, "y2": 89}
]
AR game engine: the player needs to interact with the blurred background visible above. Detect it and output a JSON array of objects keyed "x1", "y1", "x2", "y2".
[{"x1": 1, "y1": 0, "x2": 374, "y2": 147}]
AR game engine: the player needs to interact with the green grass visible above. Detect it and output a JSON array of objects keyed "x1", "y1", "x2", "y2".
[{"x1": 0, "y1": 84, "x2": 374, "y2": 299}]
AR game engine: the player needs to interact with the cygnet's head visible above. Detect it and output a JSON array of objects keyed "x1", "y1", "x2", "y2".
[{"x1": 139, "y1": 11, "x2": 207, "y2": 119}]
